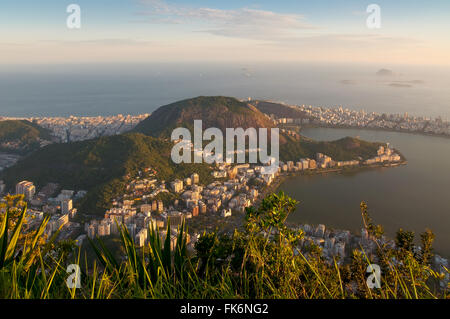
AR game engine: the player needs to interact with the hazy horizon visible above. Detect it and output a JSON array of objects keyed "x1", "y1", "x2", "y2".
[{"x1": 1, "y1": 62, "x2": 449, "y2": 119}]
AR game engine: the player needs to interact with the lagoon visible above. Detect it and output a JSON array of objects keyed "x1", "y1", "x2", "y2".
[{"x1": 278, "y1": 127, "x2": 450, "y2": 257}]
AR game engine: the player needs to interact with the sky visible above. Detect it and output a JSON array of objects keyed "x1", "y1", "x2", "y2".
[{"x1": 1, "y1": 0, "x2": 450, "y2": 65}]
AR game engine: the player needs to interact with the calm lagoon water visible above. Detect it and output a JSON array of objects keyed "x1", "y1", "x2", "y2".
[{"x1": 278, "y1": 127, "x2": 450, "y2": 257}]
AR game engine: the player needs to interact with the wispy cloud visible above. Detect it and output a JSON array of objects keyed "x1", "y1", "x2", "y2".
[
  {"x1": 135, "y1": 0, "x2": 425, "y2": 52},
  {"x1": 136, "y1": 0, "x2": 315, "y2": 40},
  {"x1": 39, "y1": 38, "x2": 154, "y2": 46}
]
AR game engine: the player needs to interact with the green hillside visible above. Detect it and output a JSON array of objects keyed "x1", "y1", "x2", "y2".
[
  {"x1": 1, "y1": 133, "x2": 213, "y2": 215},
  {"x1": 133, "y1": 96, "x2": 275, "y2": 138},
  {"x1": 280, "y1": 135, "x2": 382, "y2": 162},
  {"x1": 251, "y1": 100, "x2": 310, "y2": 119},
  {"x1": 0, "y1": 120, "x2": 52, "y2": 154}
]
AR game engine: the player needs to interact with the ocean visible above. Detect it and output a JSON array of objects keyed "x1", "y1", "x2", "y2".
[{"x1": 1, "y1": 62, "x2": 449, "y2": 119}]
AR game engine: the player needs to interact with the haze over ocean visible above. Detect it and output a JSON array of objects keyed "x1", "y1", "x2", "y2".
[{"x1": 1, "y1": 63, "x2": 449, "y2": 119}]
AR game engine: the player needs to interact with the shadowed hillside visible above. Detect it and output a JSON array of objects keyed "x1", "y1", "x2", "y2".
[
  {"x1": 0, "y1": 120, "x2": 52, "y2": 154},
  {"x1": 133, "y1": 96, "x2": 276, "y2": 138},
  {"x1": 1, "y1": 133, "x2": 213, "y2": 215}
]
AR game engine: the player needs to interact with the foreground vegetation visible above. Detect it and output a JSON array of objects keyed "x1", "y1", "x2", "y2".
[{"x1": 0, "y1": 193, "x2": 448, "y2": 299}]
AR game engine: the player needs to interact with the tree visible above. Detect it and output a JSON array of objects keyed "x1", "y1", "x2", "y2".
[
  {"x1": 395, "y1": 228, "x2": 415, "y2": 253},
  {"x1": 360, "y1": 201, "x2": 384, "y2": 239},
  {"x1": 419, "y1": 229, "x2": 435, "y2": 265}
]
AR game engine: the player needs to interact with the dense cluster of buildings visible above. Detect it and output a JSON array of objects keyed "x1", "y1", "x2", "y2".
[
  {"x1": 0, "y1": 153, "x2": 21, "y2": 172},
  {"x1": 35, "y1": 113, "x2": 149, "y2": 142},
  {"x1": 293, "y1": 223, "x2": 449, "y2": 288},
  {"x1": 279, "y1": 146, "x2": 402, "y2": 175},
  {"x1": 267, "y1": 102, "x2": 450, "y2": 137},
  {"x1": 0, "y1": 180, "x2": 85, "y2": 243},
  {"x1": 80, "y1": 143, "x2": 404, "y2": 251},
  {"x1": 1, "y1": 113, "x2": 149, "y2": 143},
  {"x1": 83, "y1": 164, "x2": 274, "y2": 249},
  {"x1": 364, "y1": 145, "x2": 401, "y2": 165},
  {"x1": 293, "y1": 223, "x2": 390, "y2": 265}
]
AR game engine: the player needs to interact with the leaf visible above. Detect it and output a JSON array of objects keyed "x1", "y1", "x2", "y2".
[
  {"x1": 162, "y1": 218, "x2": 172, "y2": 272},
  {"x1": 5, "y1": 205, "x2": 27, "y2": 263},
  {"x1": 0, "y1": 210, "x2": 9, "y2": 268}
]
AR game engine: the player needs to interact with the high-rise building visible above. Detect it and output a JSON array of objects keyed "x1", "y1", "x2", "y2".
[
  {"x1": 110, "y1": 222, "x2": 119, "y2": 235},
  {"x1": 57, "y1": 214, "x2": 69, "y2": 228},
  {"x1": 88, "y1": 224, "x2": 96, "y2": 239},
  {"x1": 135, "y1": 229, "x2": 147, "y2": 247},
  {"x1": 191, "y1": 173, "x2": 199, "y2": 184},
  {"x1": 151, "y1": 200, "x2": 158, "y2": 212},
  {"x1": 61, "y1": 199, "x2": 73, "y2": 215},
  {"x1": 315, "y1": 224, "x2": 326, "y2": 238},
  {"x1": 199, "y1": 202, "x2": 207, "y2": 214},
  {"x1": 167, "y1": 211, "x2": 184, "y2": 227},
  {"x1": 15, "y1": 181, "x2": 36, "y2": 200},
  {"x1": 301, "y1": 159, "x2": 309, "y2": 170},
  {"x1": 140, "y1": 204, "x2": 152, "y2": 216},
  {"x1": 98, "y1": 224, "x2": 106, "y2": 237},
  {"x1": 192, "y1": 205, "x2": 199, "y2": 217},
  {"x1": 127, "y1": 224, "x2": 137, "y2": 238},
  {"x1": 170, "y1": 179, "x2": 184, "y2": 193},
  {"x1": 157, "y1": 200, "x2": 164, "y2": 212},
  {"x1": 184, "y1": 177, "x2": 192, "y2": 186},
  {"x1": 99, "y1": 221, "x2": 111, "y2": 236}
]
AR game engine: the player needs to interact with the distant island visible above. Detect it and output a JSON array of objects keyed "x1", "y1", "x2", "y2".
[{"x1": 376, "y1": 68, "x2": 395, "y2": 76}]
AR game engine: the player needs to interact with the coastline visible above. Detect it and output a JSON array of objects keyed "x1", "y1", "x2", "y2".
[
  {"x1": 302, "y1": 123, "x2": 450, "y2": 140},
  {"x1": 254, "y1": 159, "x2": 407, "y2": 209}
]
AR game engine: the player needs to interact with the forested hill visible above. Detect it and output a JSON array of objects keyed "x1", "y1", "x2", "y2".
[
  {"x1": 1, "y1": 133, "x2": 213, "y2": 215},
  {"x1": 133, "y1": 96, "x2": 275, "y2": 138},
  {"x1": 0, "y1": 120, "x2": 52, "y2": 154}
]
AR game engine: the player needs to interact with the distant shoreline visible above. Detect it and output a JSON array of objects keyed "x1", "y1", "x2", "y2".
[
  {"x1": 302, "y1": 123, "x2": 450, "y2": 140},
  {"x1": 255, "y1": 159, "x2": 407, "y2": 209},
  {"x1": 2, "y1": 110, "x2": 449, "y2": 141}
]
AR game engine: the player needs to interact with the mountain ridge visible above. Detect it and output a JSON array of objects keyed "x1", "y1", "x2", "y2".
[{"x1": 133, "y1": 96, "x2": 275, "y2": 138}]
